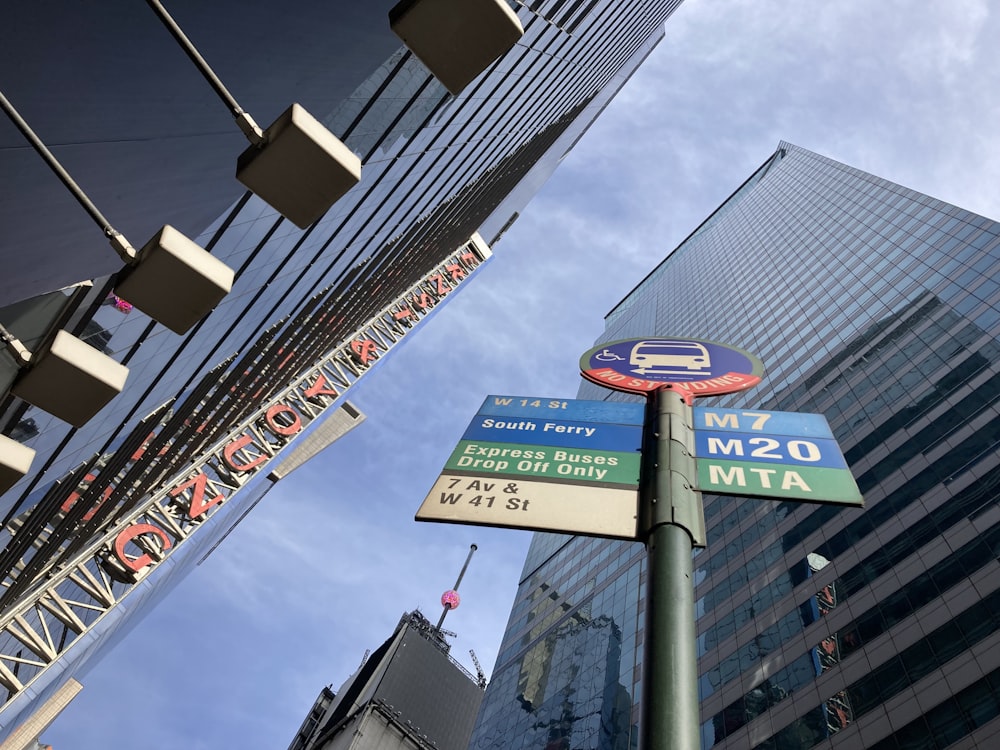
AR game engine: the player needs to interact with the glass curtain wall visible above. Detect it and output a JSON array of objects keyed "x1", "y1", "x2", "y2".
[{"x1": 469, "y1": 142, "x2": 1000, "y2": 750}]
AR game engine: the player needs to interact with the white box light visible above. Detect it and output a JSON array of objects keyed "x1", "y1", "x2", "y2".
[
  {"x1": 0, "y1": 434, "x2": 35, "y2": 494},
  {"x1": 11, "y1": 330, "x2": 129, "y2": 428},
  {"x1": 114, "y1": 225, "x2": 235, "y2": 335},
  {"x1": 236, "y1": 103, "x2": 362, "y2": 229},
  {"x1": 389, "y1": 0, "x2": 524, "y2": 95}
]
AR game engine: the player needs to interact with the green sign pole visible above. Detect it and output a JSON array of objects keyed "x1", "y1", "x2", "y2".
[{"x1": 640, "y1": 386, "x2": 705, "y2": 750}]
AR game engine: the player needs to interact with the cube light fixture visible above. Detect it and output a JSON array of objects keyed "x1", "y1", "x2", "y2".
[
  {"x1": 389, "y1": 0, "x2": 525, "y2": 95},
  {"x1": 236, "y1": 104, "x2": 362, "y2": 229},
  {"x1": 146, "y1": 0, "x2": 362, "y2": 228},
  {"x1": 112, "y1": 225, "x2": 234, "y2": 335},
  {"x1": 8, "y1": 330, "x2": 129, "y2": 428},
  {"x1": 0, "y1": 434, "x2": 35, "y2": 495}
]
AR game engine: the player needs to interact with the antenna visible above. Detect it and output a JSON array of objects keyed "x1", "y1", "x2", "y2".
[{"x1": 436, "y1": 543, "x2": 477, "y2": 632}]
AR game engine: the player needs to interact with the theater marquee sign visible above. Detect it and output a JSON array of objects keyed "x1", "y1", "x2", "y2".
[{"x1": 0, "y1": 236, "x2": 491, "y2": 711}]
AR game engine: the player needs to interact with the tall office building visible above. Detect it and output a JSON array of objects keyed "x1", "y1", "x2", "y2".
[
  {"x1": 286, "y1": 610, "x2": 484, "y2": 750},
  {"x1": 469, "y1": 142, "x2": 1000, "y2": 749},
  {"x1": 0, "y1": 0, "x2": 685, "y2": 739}
]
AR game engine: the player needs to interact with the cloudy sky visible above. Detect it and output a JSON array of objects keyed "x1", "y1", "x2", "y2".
[{"x1": 42, "y1": 0, "x2": 1000, "y2": 747}]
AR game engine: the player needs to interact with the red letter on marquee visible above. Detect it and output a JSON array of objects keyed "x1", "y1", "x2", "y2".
[
  {"x1": 412, "y1": 292, "x2": 433, "y2": 310},
  {"x1": 446, "y1": 263, "x2": 466, "y2": 282},
  {"x1": 430, "y1": 273, "x2": 449, "y2": 295},
  {"x1": 351, "y1": 338, "x2": 379, "y2": 365},
  {"x1": 265, "y1": 404, "x2": 303, "y2": 436},
  {"x1": 170, "y1": 472, "x2": 225, "y2": 518},
  {"x1": 460, "y1": 251, "x2": 479, "y2": 266},
  {"x1": 304, "y1": 373, "x2": 339, "y2": 399},
  {"x1": 223, "y1": 433, "x2": 267, "y2": 473},
  {"x1": 113, "y1": 523, "x2": 173, "y2": 573},
  {"x1": 61, "y1": 473, "x2": 113, "y2": 523}
]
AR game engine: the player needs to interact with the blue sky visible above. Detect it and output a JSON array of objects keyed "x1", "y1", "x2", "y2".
[{"x1": 42, "y1": 1, "x2": 1000, "y2": 747}]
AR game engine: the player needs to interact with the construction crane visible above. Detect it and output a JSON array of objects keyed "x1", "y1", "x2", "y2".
[{"x1": 469, "y1": 649, "x2": 487, "y2": 689}]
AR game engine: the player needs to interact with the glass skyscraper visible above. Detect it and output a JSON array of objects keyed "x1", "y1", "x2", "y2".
[
  {"x1": 0, "y1": 0, "x2": 685, "y2": 739},
  {"x1": 469, "y1": 142, "x2": 1000, "y2": 749}
]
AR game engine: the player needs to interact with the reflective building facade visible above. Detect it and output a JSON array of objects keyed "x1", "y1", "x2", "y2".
[
  {"x1": 470, "y1": 142, "x2": 1000, "y2": 749},
  {"x1": 0, "y1": 0, "x2": 684, "y2": 738}
]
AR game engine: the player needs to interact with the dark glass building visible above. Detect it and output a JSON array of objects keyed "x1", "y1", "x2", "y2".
[
  {"x1": 469, "y1": 142, "x2": 1000, "y2": 749},
  {"x1": 0, "y1": 0, "x2": 685, "y2": 740},
  {"x1": 286, "y1": 610, "x2": 484, "y2": 750}
]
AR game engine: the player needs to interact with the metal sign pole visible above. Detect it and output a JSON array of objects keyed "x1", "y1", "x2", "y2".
[{"x1": 640, "y1": 385, "x2": 705, "y2": 750}]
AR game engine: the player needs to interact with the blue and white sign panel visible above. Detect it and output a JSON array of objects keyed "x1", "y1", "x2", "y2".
[
  {"x1": 463, "y1": 416, "x2": 641, "y2": 452},
  {"x1": 580, "y1": 337, "x2": 764, "y2": 397},
  {"x1": 417, "y1": 395, "x2": 645, "y2": 538},
  {"x1": 478, "y1": 395, "x2": 645, "y2": 425},
  {"x1": 694, "y1": 431, "x2": 848, "y2": 469},
  {"x1": 692, "y1": 407, "x2": 863, "y2": 507},
  {"x1": 694, "y1": 407, "x2": 835, "y2": 438}
]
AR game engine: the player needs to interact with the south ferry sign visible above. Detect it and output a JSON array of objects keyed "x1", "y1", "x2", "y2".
[{"x1": 579, "y1": 337, "x2": 764, "y2": 397}]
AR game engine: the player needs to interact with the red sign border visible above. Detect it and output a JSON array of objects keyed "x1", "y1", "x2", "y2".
[{"x1": 579, "y1": 337, "x2": 765, "y2": 398}]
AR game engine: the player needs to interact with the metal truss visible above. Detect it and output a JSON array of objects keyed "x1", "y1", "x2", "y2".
[{"x1": 0, "y1": 237, "x2": 491, "y2": 715}]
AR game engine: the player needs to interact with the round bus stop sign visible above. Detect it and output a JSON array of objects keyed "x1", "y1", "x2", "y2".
[{"x1": 579, "y1": 337, "x2": 764, "y2": 397}]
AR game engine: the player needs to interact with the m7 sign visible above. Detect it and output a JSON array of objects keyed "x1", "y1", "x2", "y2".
[{"x1": 693, "y1": 407, "x2": 864, "y2": 507}]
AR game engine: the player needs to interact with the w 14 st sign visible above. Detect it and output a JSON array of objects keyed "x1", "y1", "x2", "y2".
[{"x1": 693, "y1": 407, "x2": 863, "y2": 507}]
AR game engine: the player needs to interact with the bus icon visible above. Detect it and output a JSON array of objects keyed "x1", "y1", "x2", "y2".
[{"x1": 629, "y1": 340, "x2": 711, "y2": 375}]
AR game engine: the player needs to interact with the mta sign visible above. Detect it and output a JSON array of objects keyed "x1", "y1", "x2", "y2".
[{"x1": 693, "y1": 407, "x2": 863, "y2": 507}]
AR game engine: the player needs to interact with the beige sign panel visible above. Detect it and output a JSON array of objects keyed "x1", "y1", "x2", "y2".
[{"x1": 416, "y1": 473, "x2": 638, "y2": 539}]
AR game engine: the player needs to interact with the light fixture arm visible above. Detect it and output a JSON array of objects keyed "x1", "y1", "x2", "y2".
[
  {"x1": 2, "y1": 78, "x2": 234, "y2": 336},
  {"x1": 0, "y1": 324, "x2": 32, "y2": 367},
  {"x1": 0, "y1": 89, "x2": 137, "y2": 263},
  {"x1": 144, "y1": 0, "x2": 265, "y2": 145}
]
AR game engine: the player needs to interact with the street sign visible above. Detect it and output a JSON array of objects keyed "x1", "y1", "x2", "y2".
[
  {"x1": 462, "y1": 415, "x2": 642, "y2": 452},
  {"x1": 419, "y1": 474, "x2": 639, "y2": 539},
  {"x1": 478, "y1": 394, "x2": 645, "y2": 424},
  {"x1": 579, "y1": 337, "x2": 764, "y2": 396},
  {"x1": 415, "y1": 395, "x2": 643, "y2": 537},
  {"x1": 694, "y1": 431, "x2": 847, "y2": 468},
  {"x1": 692, "y1": 407, "x2": 863, "y2": 507},
  {"x1": 693, "y1": 406, "x2": 834, "y2": 438},
  {"x1": 696, "y1": 460, "x2": 863, "y2": 505},
  {"x1": 444, "y1": 439, "x2": 641, "y2": 484}
]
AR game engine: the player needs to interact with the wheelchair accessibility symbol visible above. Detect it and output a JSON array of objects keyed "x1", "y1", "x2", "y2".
[{"x1": 594, "y1": 348, "x2": 624, "y2": 362}]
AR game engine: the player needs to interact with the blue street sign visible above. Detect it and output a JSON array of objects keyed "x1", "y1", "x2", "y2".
[
  {"x1": 478, "y1": 395, "x2": 645, "y2": 425},
  {"x1": 691, "y1": 406, "x2": 862, "y2": 506},
  {"x1": 462, "y1": 415, "x2": 643, "y2": 452},
  {"x1": 694, "y1": 429, "x2": 848, "y2": 469},
  {"x1": 693, "y1": 407, "x2": 834, "y2": 438}
]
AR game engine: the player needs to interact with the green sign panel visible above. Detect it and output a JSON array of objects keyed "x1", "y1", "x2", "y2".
[
  {"x1": 697, "y1": 458, "x2": 863, "y2": 506},
  {"x1": 444, "y1": 439, "x2": 640, "y2": 487}
]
